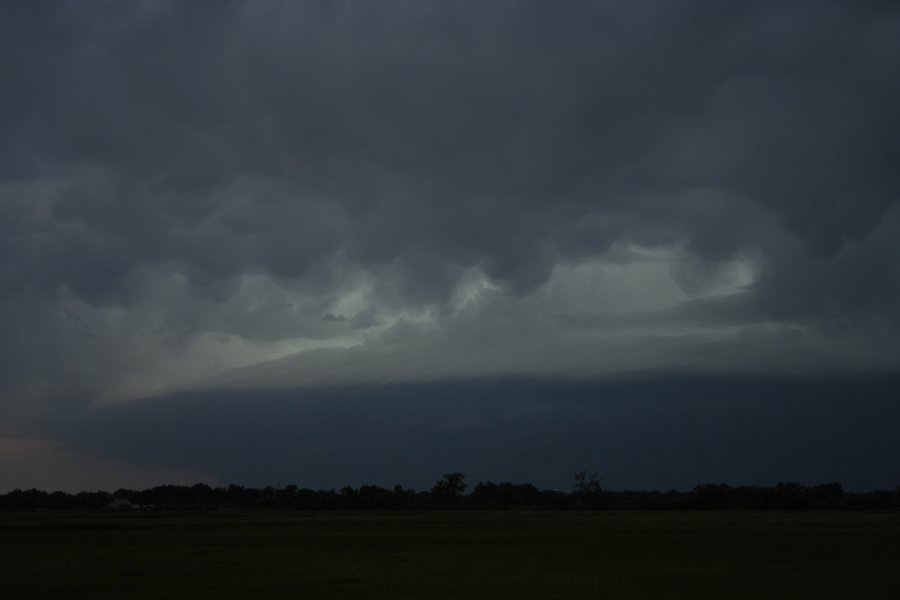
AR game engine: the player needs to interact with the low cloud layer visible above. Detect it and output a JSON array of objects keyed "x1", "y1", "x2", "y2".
[
  {"x1": 39, "y1": 376, "x2": 900, "y2": 492},
  {"x1": 1, "y1": 2, "x2": 898, "y2": 488}
]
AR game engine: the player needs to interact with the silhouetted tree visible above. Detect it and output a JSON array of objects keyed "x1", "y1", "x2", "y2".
[
  {"x1": 574, "y1": 471, "x2": 603, "y2": 507},
  {"x1": 471, "y1": 481, "x2": 498, "y2": 506},
  {"x1": 693, "y1": 484, "x2": 733, "y2": 509},
  {"x1": 574, "y1": 471, "x2": 602, "y2": 493},
  {"x1": 431, "y1": 472, "x2": 467, "y2": 507},
  {"x1": 773, "y1": 482, "x2": 811, "y2": 509}
]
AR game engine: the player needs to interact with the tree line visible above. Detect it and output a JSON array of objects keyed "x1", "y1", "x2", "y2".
[{"x1": 2, "y1": 474, "x2": 898, "y2": 511}]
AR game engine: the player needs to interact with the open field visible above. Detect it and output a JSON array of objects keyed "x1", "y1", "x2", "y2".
[{"x1": 2, "y1": 510, "x2": 899, "y2": 598}]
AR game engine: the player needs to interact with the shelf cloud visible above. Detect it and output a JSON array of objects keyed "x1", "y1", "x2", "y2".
[{"x1": 1, "y1": 1, "x2": 897, "y2": 490}]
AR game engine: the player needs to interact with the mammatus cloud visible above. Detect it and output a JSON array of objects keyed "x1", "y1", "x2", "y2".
[{"x1": 0, "y1": 1, "x2": 898, "y2": 491}]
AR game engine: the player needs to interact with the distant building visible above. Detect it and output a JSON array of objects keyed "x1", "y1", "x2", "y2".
[{"x1": 107, "y1": 498, "x2": 134, "y2": 510}]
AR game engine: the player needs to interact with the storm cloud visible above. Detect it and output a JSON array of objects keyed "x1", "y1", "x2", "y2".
[
  {"x1": 1, "y1": 1, "x2": 898, "y2": 490},
  {"x1": 41, "y1": 375, "x2": 900, "y2": 492}
]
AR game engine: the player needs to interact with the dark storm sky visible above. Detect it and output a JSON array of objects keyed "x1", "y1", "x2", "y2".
[{"x1": 1, "y1": 1, "x2": 898, "y2": 492}]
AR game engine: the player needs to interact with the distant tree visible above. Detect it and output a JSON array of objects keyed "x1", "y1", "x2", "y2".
[
  {"x1": 500, "y1": 482, "x2": 540, "y2": 507},
  {"x1": 773, "y1": 482, "x2": 810, "y2": 509},
  {"x1": 574, "y1": 471, "x2": 602, "y2": 494},
  {"x1": 391, "y1": 484, "x2": 409, "y2": 507},
  {"x1": 574, "y1": 471, "x2": 603, "y2": 507},
  {"x1": 357, "y1": 485, "x2": 394, "y2": 509},
  {"x1": 47, "y1": 491, "x2": 74, "y2": 510},
  {"x1": 471, "y1": 481, "x2": 498, "y2": 506},
  {"x1": 279, "y1": 484, "x2": 298, "y2": 508},
  {"x1": 860, "y1": 490, "x2": 894, "y2": 510},
  {"x1": 431, "y1": 472, "x2": 467, "y2": 507},
  {"x1": 692, "y1": 484, "x2": 733, "y2": 509},
  {"x1": 74, "y1": 490, "x2": 113, "y2": 509},
  {"x1": 189, "y1": 482, "x2": 214, "y2": 505},
  {"x1": 807, "y1": 482, "x2": 843, "y2": 509}
]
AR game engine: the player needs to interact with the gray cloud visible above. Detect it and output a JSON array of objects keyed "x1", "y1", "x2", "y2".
[
  {"x1": 37, "y1": 375, "x2": 900, "y2": 492},
  {"x1": 1, "y1": 0, "x2": 898, "y2": 422}
]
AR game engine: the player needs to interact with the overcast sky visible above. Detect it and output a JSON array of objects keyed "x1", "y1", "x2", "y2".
[{"x1": 2, "y1": 1, "x2": 898, "y2": 493}]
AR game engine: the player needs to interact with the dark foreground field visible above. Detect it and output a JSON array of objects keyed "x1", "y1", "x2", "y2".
[{"x1": 2, "y1": 511, "x2": 899, "y2": 598}]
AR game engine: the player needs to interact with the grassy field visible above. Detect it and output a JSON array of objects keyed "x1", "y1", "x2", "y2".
[{"x1": 2, "y1": 510, "x2": 899, "y2": 598}]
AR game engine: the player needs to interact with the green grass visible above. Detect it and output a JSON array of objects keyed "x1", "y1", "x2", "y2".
[{"x1": 2, "y1": 511, "x2": 899, "y2": 598}]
